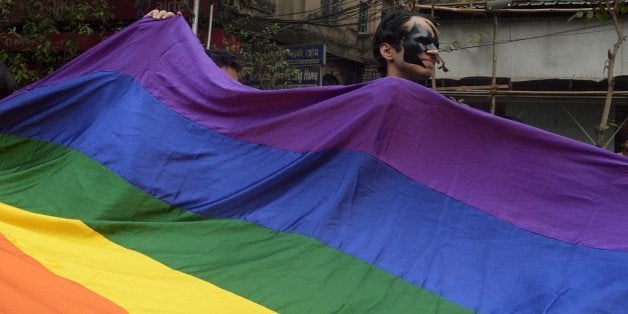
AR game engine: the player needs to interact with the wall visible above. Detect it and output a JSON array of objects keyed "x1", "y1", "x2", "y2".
[
  {"x1": 506, "y1": 101, "x2": 616, "y2": 149},
  {"x1": 272, "y1": 0, "x2": 380, "y2": 63},
  {"x1": 437, "y1": 17, "x2": 626, "y2": 81}
]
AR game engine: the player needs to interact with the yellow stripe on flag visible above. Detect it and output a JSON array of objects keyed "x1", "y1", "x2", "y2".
[{"x1": 0, "y1": 201, "x2": 274, "y2": 313}]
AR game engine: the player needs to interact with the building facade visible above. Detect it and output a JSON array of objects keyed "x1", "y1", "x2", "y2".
[
  {"x1": 6, "y1": 0, "x2": 623, "y2": 148},
  {"x1": 226, "y1": 0, "x2": 627, "y2": 149},
  {"x1": 433, "y1": 5, "x2": 627, "y2": 150}
]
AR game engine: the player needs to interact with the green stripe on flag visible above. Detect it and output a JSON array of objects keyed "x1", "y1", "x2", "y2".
[{"x1": 0, "y1": 134, "x2": 470, "y2": 313}]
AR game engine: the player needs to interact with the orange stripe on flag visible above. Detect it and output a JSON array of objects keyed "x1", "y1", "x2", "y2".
[
  {"x1": 0, "y1": 201, "x2": 274, "y2": 313},
  {"x1": 0, "y1": 233, "x2": 125, "y2": 313}
]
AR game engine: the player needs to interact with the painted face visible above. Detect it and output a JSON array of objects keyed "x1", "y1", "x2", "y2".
[{"x1": 402, "y1": 22, "x2": 439, "y2": 68}]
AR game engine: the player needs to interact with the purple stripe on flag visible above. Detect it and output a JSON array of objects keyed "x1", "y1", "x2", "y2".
[{"x1": 9, "y1": 17, "x2": 628, "y2": 251}]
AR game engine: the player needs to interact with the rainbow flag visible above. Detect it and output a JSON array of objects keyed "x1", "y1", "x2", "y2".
[{"x1": 1, "y1": 17, "x2": 627, "y2": 313}]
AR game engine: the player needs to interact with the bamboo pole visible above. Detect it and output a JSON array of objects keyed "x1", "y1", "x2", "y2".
[
  {"x1": 490, "y1": 14, "x2": 498, "y2": 115},
  {"x1": 439, "y1": 90, "x2": 628, "y2": 96},
  {"x1": 431, "y1": 0, "x2": 437, "y2": 90},
  {"x1": 206, "y1": 4, "x2": 214, "y2": 50},
  {"x1": 416, "y1": 4, "x2": 594, "y2": 14},
  {"x1": 603, "y1": 116, "x2": 628, "y2": 149},
  {"x1": 437, "y1": 84, "x2": 509, "y2": 91},
  {"x1": 561, "y1": 106, "x2": 596, "y2": 144},
  {"x1": 596, "y1": 0, "x2": 626, "y2": 147},
  {"x1": 192, "y1": 0, "x2": 200, "y2": 35}
]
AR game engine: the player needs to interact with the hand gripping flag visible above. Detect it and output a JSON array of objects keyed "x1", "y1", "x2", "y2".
[{"x1": 1, "y1": 17, "x2": 627, "y2": 313}]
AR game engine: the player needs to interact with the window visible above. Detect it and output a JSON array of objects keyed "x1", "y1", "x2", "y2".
[
  {"x1": 381, "y1": 0, "x2": 396, "y2": 21},
  {"x1": 358, "y1": 1, "x2": 368, "y2": 33},
  {"x1": 321, "y1": 0, "x2": 341, "y2": 25}
]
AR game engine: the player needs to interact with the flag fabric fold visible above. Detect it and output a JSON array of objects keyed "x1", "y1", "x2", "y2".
[{"x1": 1, "y1": 17, "x2": 627, "y2": 313}]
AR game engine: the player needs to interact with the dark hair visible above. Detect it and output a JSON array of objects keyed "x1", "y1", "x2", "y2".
[
  {"x1": 372, "y1": 10, "x2": 437, "y2": 76},
  {"x1": 0, "y1": 61, "x2": 17, "y2": 99},
  {"x1": 205, "y1": 48, "x2": 242, "y2": 72}
]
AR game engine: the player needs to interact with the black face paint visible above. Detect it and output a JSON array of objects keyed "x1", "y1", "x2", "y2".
[{"x1": 402, "y1": 22, "x2": 439, "y2": 68}]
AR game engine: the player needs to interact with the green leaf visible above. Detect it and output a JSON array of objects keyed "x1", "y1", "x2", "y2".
[{"x1": 2, "y1": 0, "x2": 113, "y2": 86}]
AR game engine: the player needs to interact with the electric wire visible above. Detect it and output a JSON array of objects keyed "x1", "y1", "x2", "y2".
[
  {"x1": 222, "y1": 1, "x2": 621, "y2": 56},
  {"x1": 443, "y1": 21, "x2": 618, "y2": 50},
  {"x1": 268, "y1": 0, "x2": 370, "y2": 18}
]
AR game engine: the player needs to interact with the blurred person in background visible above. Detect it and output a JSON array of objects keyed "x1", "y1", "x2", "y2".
[
  {"x1": 205, "y1": 48, "x2": 241, "y2": 82},
  {"x1": 0, "y1": 61, "x2": 17, "y2": 99},
  {"x1": 618, "y1": 136, "x2": 628, "y2": 157}
]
